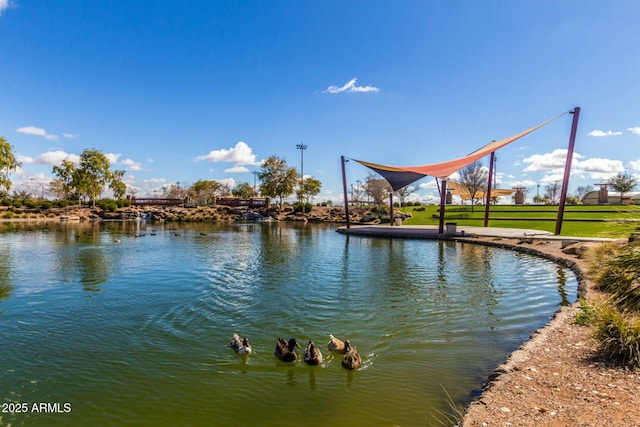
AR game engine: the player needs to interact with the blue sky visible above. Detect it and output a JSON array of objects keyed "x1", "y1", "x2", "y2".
[{"x1": 1, "y1": 1, "x2": 639, "y2": 203}]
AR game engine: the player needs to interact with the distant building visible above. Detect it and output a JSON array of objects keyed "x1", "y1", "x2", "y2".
[{"x1": 582, "y1": 189, "x2": 640, "y2": 205}]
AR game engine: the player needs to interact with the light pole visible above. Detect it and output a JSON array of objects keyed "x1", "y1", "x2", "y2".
[
  {"x1": 252, "y1": 171, "x2": 259, "y2": 196},
  {"x1": 296, "y1": 143, "x2": 307, "y2": 202}
]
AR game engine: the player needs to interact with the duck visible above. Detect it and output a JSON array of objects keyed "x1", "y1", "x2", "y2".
[
  {"x1": 341, "y1": 340, "x2": 362, "y2": 370},
  {"x1": 275, "y1": 337, "x2": 300, "y2": 362},
  {"x1": 304, "y1": 340, "x2": 323, "y2": 365},
  {"x1": 328, "y1": 334, "x2": 346, "y2": 353},
  {"x1": 230, "y1": 333, "x2": 252, "y2": 355}
]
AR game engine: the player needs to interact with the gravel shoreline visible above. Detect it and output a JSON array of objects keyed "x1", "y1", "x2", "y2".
[{"x1": 460, "y1": 236, "x2": 640, "y2": 427}]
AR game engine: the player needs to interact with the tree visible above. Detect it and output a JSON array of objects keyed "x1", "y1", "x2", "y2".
[
  {"x1": 608, "y1": 171, "x2": 637, "y2": 203},
  {"x1": 74, "y1": 149, "x2": 112, "y2": 206},
  {"x1": 109, "y1": 170, "x2": 127, "y2": 200},
  {"x1": 298, "y1": 177, "x2": 322, "y2": 204},
  {"x1": 363, "y1": 173, "x2": 392, "y2": 210},
  {"x1": 458, "y1": 161, "x2": 488, "y2": 212},
  {"x1": 0, "y1": 136, "x2": 22, "y2": 197},
  {"x1": 532, "y1": 194, "x2": 547, "y2": 205},
  {"x1": 190, "y1": 180, "x2": 221, "y2": 205},
  {"x1": 575, "y1": 185, "x2": 593, "y2": 202},
  {"x1": 232, "y1": 182, "x2": 256, "y2": 199},
  {"x1": 544, "y1": 181, "x2": 561, "y2": 204},
  {"x1": 165, "y1": 183, "x2": 188, "y2": 200},
  {"x1": 52, "y1": 160, "x2": 76, "y2": 200},
  {"x1": 258, "y1": 156, "x2": 298, "y2": 208},
  {"x1": 395, "y1": 185, "x2": 416, "y2": 207}
]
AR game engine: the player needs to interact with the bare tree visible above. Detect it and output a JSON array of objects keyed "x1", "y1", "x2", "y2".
[
  {"x1": 574, "y1": 185, "x2": 593, "y2": 203},
  {"x1": 458, "y1": 161, "x2": 488, "y2": 212},
  {"x1": 544, "y1": 181, "x2": 561, "y2": 204},
  {"x1": 395, "y1": 185, "x2": 416, "y2": 207},
  {"x1": 363, "y1": 173, "x2": 392, "y2": 210}
]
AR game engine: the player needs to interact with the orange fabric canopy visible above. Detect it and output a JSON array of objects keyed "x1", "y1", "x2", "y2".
[{"x1": 354, "y1": 112, "x2": 567, "y2": 191}]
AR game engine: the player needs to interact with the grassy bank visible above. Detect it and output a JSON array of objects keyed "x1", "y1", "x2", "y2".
[{"x1": 399, "y1": 204, "x2": 640, "y2": 238}]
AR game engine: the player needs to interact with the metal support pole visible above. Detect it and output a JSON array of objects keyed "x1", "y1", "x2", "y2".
[
  {"x1": 438, "y1": 179, "x2": 447, "y2": 234},
  {"x1": 296, "y1": 143, "x2": 307, "y2": 202},
  {"x1": 341, "y1": 156, "x2": 351, "y2": 229},
  {"x1": 555, "y1": 107, "x2": 581, "y2": 235},
  {"x1": 389, "y1": 192, "x2": 394, "y2": 226},
  {"x1": 483, "y1": 151, "x2": 495, "y2": 227}
]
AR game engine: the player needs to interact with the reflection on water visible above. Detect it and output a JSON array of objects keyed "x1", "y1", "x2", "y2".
[
  {"x1": 0, "y1": 221, "x2": 578, "y2": 426},
  {"x1": 557, "y1": 265, "x2": 570, "y2": 306}
]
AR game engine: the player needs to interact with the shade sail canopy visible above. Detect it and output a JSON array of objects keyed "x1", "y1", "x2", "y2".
[
  {"x1": 446, "y1": 180, "x2": 515, "y2": 200},
  {"x1": 354, "y1": 112, "x2": 567, "y2": 191}
]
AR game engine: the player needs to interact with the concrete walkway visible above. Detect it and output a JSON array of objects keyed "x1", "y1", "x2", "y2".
[{"x1": 336, "y1": 224, "x2": 616, "y2": 242}]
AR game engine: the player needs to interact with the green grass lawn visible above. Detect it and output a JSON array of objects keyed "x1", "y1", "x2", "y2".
[{"x1": 398, "y1": 204, "x2": 640, "y2": 238}]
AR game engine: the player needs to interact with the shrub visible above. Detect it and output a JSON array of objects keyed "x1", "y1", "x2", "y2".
[
  {"x1": 574, "y1": 299, "x2": 596, "y2": 325},
  {"x1": 12, "y1": 200, "x2": 22, "y2": 208},
  {"x1": 592, "y1": 244, "x2": 640, "y2": 312},
  {"x1": 594, "y1": 304, "x2": 640, "y2": 368},
  {"x1": 293, "y1": 202, "x2": 312, "y2": 213},
  {"x1": 587, "y1": 242, "x2": 622, "y2": 277},
  {"x1": 1, "y1": 199, "x2": 11, "y2": 206},
  {"x1": 3, "y1": 211, "x2": 14, "y2": 219},
  {"x1": 39, "y1": 201, "x2": 53, "y2": 210},
  {"x1": 24, "y1": 200, "x2": 37, "y2": 209}
]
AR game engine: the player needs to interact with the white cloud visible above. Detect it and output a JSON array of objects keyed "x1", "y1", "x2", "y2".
[
  {"x1": 16, "y1": 154, "x2": 33, "y2": 163},
  {"x1": 218, "y1": 178, "x2": 236, "y2": 188},
  {"x1": 195, "y1": 141, "x2": 261, "y2": 165},
  {"x1": 0, "y1": 0, "x2": 10, "y2": 16},
  {"x1": 224, "y1": 166, "x2": 249, "y2": 173},
  {"x1": 62, "y1": 133, "x2": 78, "y2": 139},
  {"x1": 19, "y1": 150, "x2": 80, "y2": 165},
  {"x1": 17, "y1": 126, "x2": 58, "y2": 140},
  {"x1": 522, "y1": 149, "x2": 577, "y2": 172},
  {"x1": 507, "y1": 179, "x2": 537, "y2": 188},
  {"x1": 522, "y1": 149, "x2": 625, "y2": 182},
  {"x1": 628, "y1": 127, "x2": 640, "y2": 136},
  {"x1": 539, "y1": 173, "x2": 565, "y2": 185},
  {"x1": 121, "y1": 158, "x2": 143, "y2": 171},
  {"x1": 629, "y1": 160, "x2": 640, "y2": 171},
  {"x1": 418, "y1": 180, "x2": 438, "y2": 190},
  {"x1": 143, "y1": 178, "x2": 167, "y2": 185},
  {"x1": 324, "y1": 78, "x2": 380, "y2": 94},
  {"x1": 574, "y1": 157, "x2": 624, "y2": 176},
  {"x1": 105, "y1": 153, "x2": 121, "y2": 164},
  {"x1": 587, "y1": 129, "x2": 623, "y2": 137}
]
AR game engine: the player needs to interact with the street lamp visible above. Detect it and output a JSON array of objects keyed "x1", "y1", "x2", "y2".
[{"x1": 296, "y1": 143, "x2": 307, "y2": 202}]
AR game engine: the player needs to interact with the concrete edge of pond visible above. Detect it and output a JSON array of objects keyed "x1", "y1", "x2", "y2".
[{"x1": 336, "y1": 224, "x2": 616, "y2": 242}]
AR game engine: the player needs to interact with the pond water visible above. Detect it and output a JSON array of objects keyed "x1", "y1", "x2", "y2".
[{"x1": 0, "y1": 221, "x2": 576, "y2": 426}]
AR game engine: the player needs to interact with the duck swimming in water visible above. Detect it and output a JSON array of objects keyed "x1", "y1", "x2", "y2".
[
  {"x1": 328, "y1": 334, "x2": 346, "y2": 353},
  {"x1": 275, "y1": 337, "x2": 300, "y2": 362},
  {"x1": 304, "y1": 340, "x2": 323, "y2": 365},
  {"x1": 341, "y1": 340, "x2": 362, "y2": 370},
  {"x1": 230, "y1": 333, "x2": 252, "y2": 355}
]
